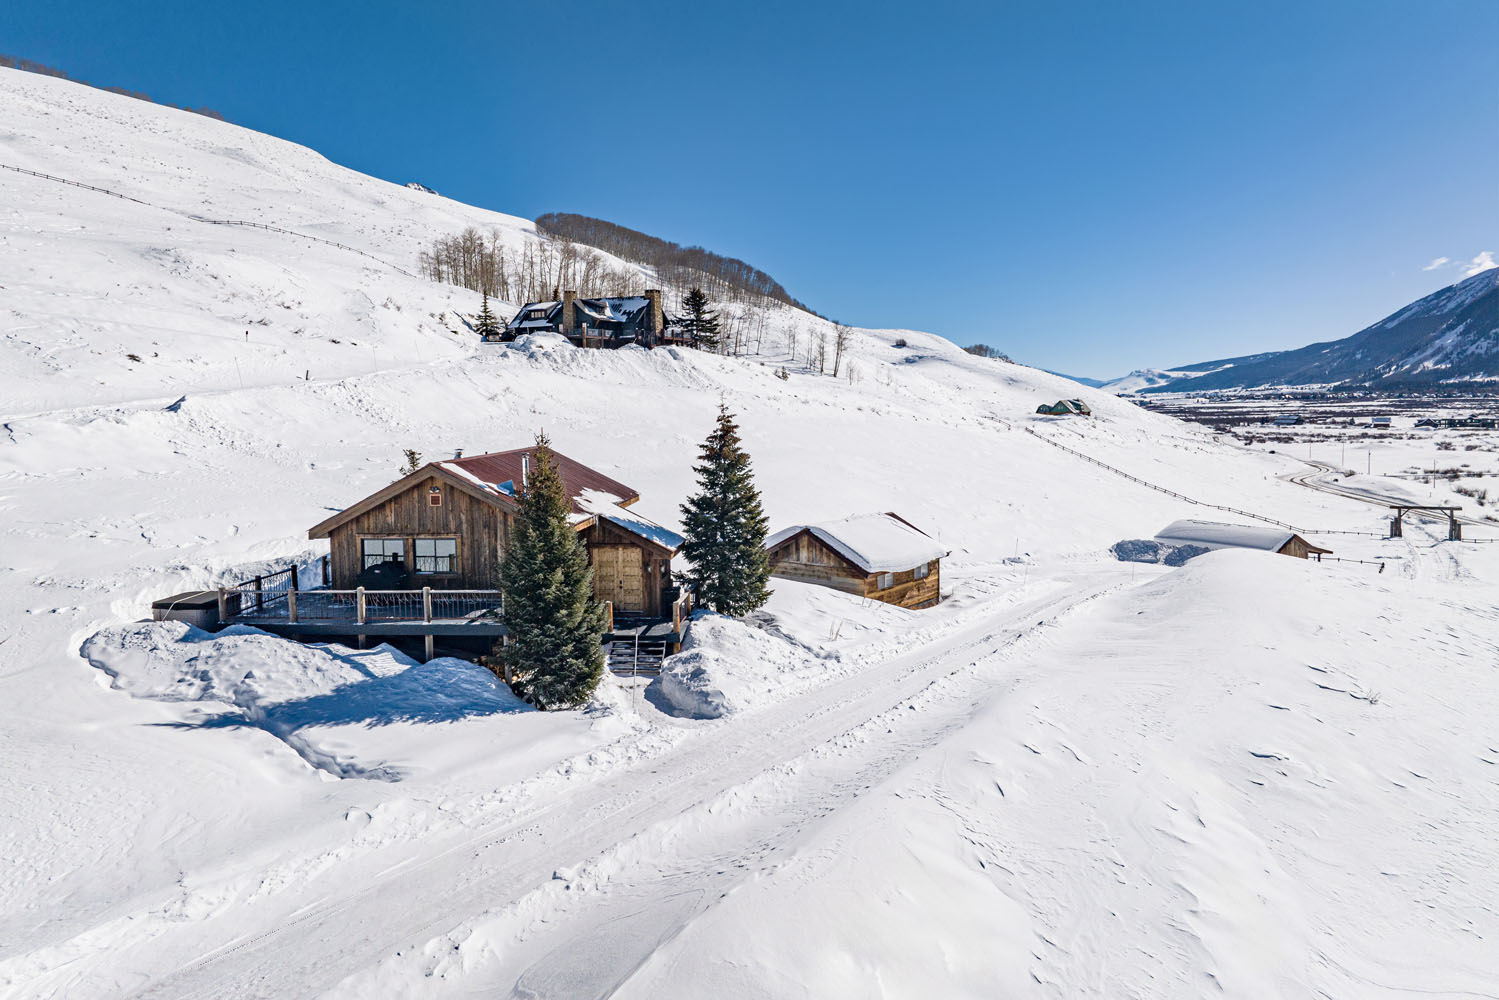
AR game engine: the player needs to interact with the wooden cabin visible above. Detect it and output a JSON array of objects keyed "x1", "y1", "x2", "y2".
[
  {"x1": 1153, "y1": 519, "x2": 1332, "y2": 560},
  {"x1": 765, "y1": 513, "x2": 947, "y2": 609},
  {"x1": 308, "y1": 446, "x2": 684, "y2": 617}
]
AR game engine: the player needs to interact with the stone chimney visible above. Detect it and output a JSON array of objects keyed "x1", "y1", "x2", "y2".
[
  {"x1": 643, "y1": 289, "x2": 663, "y2": 339},
  {"x1": 561, "y1": 289, "x2": 577, "y2": 333}
]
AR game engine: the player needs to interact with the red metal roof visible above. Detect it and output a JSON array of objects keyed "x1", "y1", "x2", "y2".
[{"x1": 445, "y1": 447, "x2": 640, "y2": 513}]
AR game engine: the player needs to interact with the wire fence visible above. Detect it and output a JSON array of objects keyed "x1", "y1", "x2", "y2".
[
  {"x1": 1, "y1": 161, "x2": 416, "y2": 277},
  {"x1": 1025, "y1": 427, "x2": 1410, "y2": 540}
]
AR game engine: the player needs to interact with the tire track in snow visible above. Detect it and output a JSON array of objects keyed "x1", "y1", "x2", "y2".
[{"x1": 117, "y1": 578, "x2": 1122, "y2": 1000}]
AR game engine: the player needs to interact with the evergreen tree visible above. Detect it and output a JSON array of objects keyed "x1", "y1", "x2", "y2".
[
  {"x1": 475, "y1": 291, "x2": 502, "y2": 340},
  {"x1": 679, "y1": 405, "x2": 772, "y2": 616},
  {"x1": 498, "y1": 433, "x2": 606, "y2": 708},
  {"x1": 680, "y1": 286, "x2": 721, "y2": 351}
]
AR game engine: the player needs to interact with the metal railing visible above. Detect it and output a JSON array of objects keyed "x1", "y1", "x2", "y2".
[{"x1": 221, "y1": 585, "x2": 501, "y2": 625}]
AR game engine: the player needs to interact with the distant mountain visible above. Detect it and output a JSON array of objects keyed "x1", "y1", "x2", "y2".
[
  {"x1": 1140, "y1": 269, "x2": 1499, "y2": 392},
  {"x1": 1043, "y1": 370, "x2": 1109, "y2": 387}
]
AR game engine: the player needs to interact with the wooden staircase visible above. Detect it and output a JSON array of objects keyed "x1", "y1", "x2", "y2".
[{"x1": 607, "y1": 635, "x2": 667, "y2": 678}]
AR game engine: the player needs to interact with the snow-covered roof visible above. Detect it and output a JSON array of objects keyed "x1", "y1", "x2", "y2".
[
  {"x1": 1153, "y1": 519, "x2": 1295, "y2": 552},
  {"x1": 574, "y1": 296, "x2": 650, "y2": 324},
  {"x1": 576, "y1": 488, "x2": 684, "y2": 553},
  {"x1": 766, "y1": 513, "x2": 946, "y2": 574}
]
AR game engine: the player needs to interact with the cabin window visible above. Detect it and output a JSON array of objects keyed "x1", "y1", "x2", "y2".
[
  {"x1": 362, "y1": 538, "x2": 405, "y2": 569},
  {"x1": 913, "y1": 562, "x2": 930, "y2": 580},
  {"x1": 877, "y1": 572, "x2": 894, "y2": 590},
  {"x1": 413, "y1": 537, "x2": 458, "y2": 573}
]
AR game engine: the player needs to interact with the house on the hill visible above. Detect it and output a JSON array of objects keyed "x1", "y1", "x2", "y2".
[
  {"x1": 1036, "y1": 399, "x2": 1092, "y2": 416},
  {"x1": 1154, "y1": 519, "x2": 1332, "y2": 560},
  {"x1": 308, "y1": 446, "x2": 684, "y2": 617},
  {"x1": 504, "y1": 289, "x2": 681, "y2": 348},
  {"x1": 765, "y1": 513, "x2": 947, "y2": 609}
]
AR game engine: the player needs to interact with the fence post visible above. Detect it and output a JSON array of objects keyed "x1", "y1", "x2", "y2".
[
  {"x1": 287, "y1": 588, "x2": 298, "y2": 623},
  {"x1": 217, "y1": 587, "x2": 228, "y2": 624},
  {"x1": 254, "y1": 575, "x2": 263, "y2": 611},
  {"x1": 422, "y1": 586, "x2": 432, "y2": 623},
  {"x1": 290, "y1": 565, "x2": 299, "y2": 591},
  {"x1": 356, "y1": 586, "x2": 366, "y2": 625}
]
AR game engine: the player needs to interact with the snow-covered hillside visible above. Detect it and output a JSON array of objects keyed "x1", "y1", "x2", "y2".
[{"x1": 3, "y1": 67, "x2": 1498, "y2": 999}]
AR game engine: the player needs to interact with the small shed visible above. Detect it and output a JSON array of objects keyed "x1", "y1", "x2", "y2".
[
  {"x1": 1154, "y1": 519, "x2": 1332, "y2": 560},
  {"x1": 765, "y1": 513, "x2": 947, "y2": 608},
  {"x1": 1036, "y1": 399, "x2": 1092, "y2": 416}
]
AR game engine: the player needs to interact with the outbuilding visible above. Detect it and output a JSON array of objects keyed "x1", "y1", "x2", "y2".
[
  {"x1": 765, "y1": 513, "x2": 947, "y2": 608},
  {"x1": 1153, "y1": 519, "x2": 1332, "y2": 560},
  {"x1": 1036, "y1": 399, "x2": 1092, "y2": 416}
]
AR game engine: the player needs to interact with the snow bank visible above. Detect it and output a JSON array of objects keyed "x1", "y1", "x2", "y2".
[
  {"x1": 82, "y1": 622, "x2": 528, "y2": 778},
  {"x1": 659, "y1": 613, "x2": 815, "y2": 718}
]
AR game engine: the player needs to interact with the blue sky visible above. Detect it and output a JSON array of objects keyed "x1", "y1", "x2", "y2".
[{"x1": 4, "y1": 0, "x2": 1495, "y2": 375}]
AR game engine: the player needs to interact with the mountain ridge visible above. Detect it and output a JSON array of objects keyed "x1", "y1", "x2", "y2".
[{"x1": 1136, "y1": 269, "x2": 1499, "y2": 392}]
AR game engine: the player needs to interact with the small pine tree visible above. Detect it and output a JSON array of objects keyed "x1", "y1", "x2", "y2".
[
  {"x1": 680, "y1": 287, "x2": 721, "y2": 352},
  {"x1": 499, "y1": 433, "x2": 606, "y2": 708},
  {"x1": 679, "y1": 404, "x2": 772, "y2": 616},
  {"x1": 400, "y1": 448, "x2": 422, "y2": 475},
  {"x1": 475, "y1": 292, "x2": 502, "y2": 340}
]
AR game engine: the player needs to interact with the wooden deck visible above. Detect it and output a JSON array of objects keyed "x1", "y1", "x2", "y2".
[{"x1": 221, "y1": 586, "x2": 508, "y2": 638}]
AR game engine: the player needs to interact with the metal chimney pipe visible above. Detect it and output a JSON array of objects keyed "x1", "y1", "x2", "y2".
[{"x1": 521, "y1": 453, "x2": 529, "y2": 489}]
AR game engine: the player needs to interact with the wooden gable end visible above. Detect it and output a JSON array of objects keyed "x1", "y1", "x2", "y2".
[{"x1": 325, "y1": 475, "x2": 511, "y2": 589}]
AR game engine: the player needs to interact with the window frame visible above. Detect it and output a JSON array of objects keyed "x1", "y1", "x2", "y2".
[
  {"x1": 412, "y1": 536, "x2": 459, "y2": 574},
  {"x1": 913, "y1": 562, "x2": 930, "y2": 580},
  {"x1": 361, "y1": 537, "x2": 406, "y2": 570},
  {"x1": 876, "y1": 572, "x2": 895, "y2": 590}
]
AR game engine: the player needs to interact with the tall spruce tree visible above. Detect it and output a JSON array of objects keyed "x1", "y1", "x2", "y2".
[
  {"x1": 475, "y1": 291, "x2": 502, "y2": 340},
  {"x1": 679, "y1": 405, "x2": 772, "y2": 615},
  {"x1": 680, "y1": 287, "x2": 721, "y2": 352},
  {"x1": 498, "y1": 433, "x2": 606, "y2": 708}
]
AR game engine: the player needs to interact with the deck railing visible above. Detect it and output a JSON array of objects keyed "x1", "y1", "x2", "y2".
[{"x1": 220, "y1": 585, "x2": 502, "y2": 625}]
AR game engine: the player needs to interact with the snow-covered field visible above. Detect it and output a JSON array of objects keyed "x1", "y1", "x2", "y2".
[{"x1": 3, "y1": 67, "x2": 1498, "y2": 998}]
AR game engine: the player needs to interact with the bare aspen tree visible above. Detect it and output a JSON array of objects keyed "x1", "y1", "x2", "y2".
[
  {"x1": 814, "y1": 330, "x2": 828, "y2": 373},
  {"x1": 832, "y1": 323, "x2": 851, "y2": 377}
]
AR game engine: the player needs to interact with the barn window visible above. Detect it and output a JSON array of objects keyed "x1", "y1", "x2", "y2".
[
  {"x1": 428, "y1": 486, "x2": 442, "y2": 507},
  {"x1": 877, "y1": 572, "x2": 894, "y2": 590},
  {"x1": 414, "y1": 537, "x2": 458, "y2": 573},
  {"x1": 362, "y1": 538, "x2": 405, "y2": 569},
  {"x1": 913, "y1": 562, "x2": 930, "y2": 580}
]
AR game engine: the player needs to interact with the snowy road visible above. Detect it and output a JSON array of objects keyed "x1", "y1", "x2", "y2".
[{"x1": 120, "y1": 578, "x2": 1117, "y2": 998}]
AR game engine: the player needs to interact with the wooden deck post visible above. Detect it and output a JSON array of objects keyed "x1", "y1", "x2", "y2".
[
  {"x1": 253, "y1": 574, "x2": 263, "y2": 611},
  {"x1": 424, "y1": 634, "x2": 434, "y2": 662},
  {"x1": 422, "y1": 586, "x2": 432, "y2": 623},
  {"x1": 356, "y1": 586, "x2": 366, "y2": 625},
  {"x1": 217, "y1": 587, "x2": 228, "y2": 624},
  {"x1": 290, "y1": 565, "x2": 299, "y2": 591},
  {"x1": 287, "y1": 588, "x2": 298, "y2": 623},
  {"x1": 321, "y1": 554, "x2": 330, "y2": 586}
]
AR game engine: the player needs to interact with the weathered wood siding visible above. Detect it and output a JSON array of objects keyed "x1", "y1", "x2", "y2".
[
  {"x1": 584, "y1": 516, "x2": 671, "y2": 616},
  {"x1": 765, "y1": 530, "x2": 866, "y2": 595},
  {"x1": 767, "y1": 530, "x2": 942, "y2": 609},
  {"x1": 327, "y1": 475, "x2": 511, "y2": 589},
  {"x1": 863, "y1": 560, "x2": 941, "y2": 609}
]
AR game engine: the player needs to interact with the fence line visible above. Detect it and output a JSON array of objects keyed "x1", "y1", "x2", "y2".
[
  {"x1": 1025, "y1": 427, "x2": 1388, "y2": 538},
  {"x1": 1, "y1": 161, "x2": 416, "y2": 277}
]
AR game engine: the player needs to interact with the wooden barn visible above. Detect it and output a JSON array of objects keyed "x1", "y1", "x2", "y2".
[
  {"x1": 765, "y1": 513, "x2": 947, "y2": 609},
  {"x1": 308, "y1": 446, "x2": 685, "y2": 618},
  {"x1": 1154, "y1": 519, "x2": 1332, "y2": 560}
]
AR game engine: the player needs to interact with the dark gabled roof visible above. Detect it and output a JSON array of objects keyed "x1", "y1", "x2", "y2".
[
  {"x1": 308, "y1": 445, "x2": 640, "y2": 539},
  {"x1": 442, "y1": 447, "x2": 639, "y2": 510}
]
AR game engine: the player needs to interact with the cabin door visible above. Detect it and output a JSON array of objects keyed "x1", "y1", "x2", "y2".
[{"x1": 592, "y1": 545, "x2": 644, "y2": 614}]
